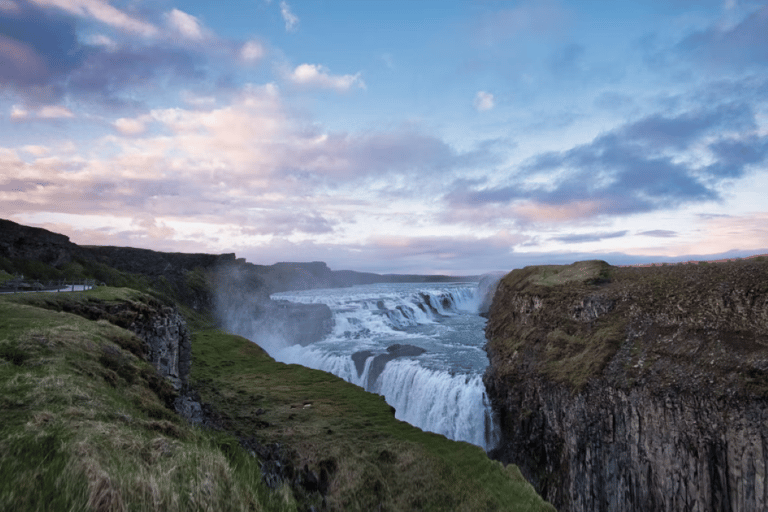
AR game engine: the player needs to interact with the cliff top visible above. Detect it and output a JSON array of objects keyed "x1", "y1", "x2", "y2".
[{"x1": 486, "y1": 257, "x2": 768, "y2": 395}]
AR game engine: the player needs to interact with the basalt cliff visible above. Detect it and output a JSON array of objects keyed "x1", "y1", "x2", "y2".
[{"x1": 484, "y1": 259, "x2": 768, "y2": 511}]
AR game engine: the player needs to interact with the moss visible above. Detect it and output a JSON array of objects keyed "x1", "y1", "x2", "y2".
[{"x1": 503, "y1": 260, "x2": 612, "y2": 291}]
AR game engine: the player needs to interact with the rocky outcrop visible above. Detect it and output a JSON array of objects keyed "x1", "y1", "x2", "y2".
[
  {"x1": 124, "y1": 304, "x2": 191, "y2": 390},
  {"x1": 484, "y1": 259, "x2": 768, "y2": 512},
  {"x1": 58, "y1": 298, "x2": 192, "y2": 390},
  {"x1": 352, "y1": 344, "x2": 427, "y2": 384}
]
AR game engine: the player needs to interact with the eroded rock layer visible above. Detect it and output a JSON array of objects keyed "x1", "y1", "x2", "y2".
[{"x1": 484, "y1": 259, "x2": 768, "y2": 512}]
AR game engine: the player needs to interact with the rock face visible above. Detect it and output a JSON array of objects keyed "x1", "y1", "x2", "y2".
[
  {"x1": 351, "y1": 344, "x2": 427, "y2": 384},
  {"x1": 124, "y1": 303, "x2": 192, "y2": 390},
  {"x1": 484, "y1": 259, "x2": 768, "y2": 512},
  {"x1": 60, "y1": 298, "x2": 192, "y2": 390}
]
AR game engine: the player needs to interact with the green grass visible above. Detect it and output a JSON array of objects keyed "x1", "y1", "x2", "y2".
[
  {"x1": 506, "y1": 260, "x2": 612, "y2": 289},
  {"x1": 0, "y1": 294, "x2": 293, "y2": 512},
  {"x1": 190, "y1": 328, "x2": 555, "y2": 511},
  {"x1": 0, "y1": 269, "x2": 14, "y2": 285}
]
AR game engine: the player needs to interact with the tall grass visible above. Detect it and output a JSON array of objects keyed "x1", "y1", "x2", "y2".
[{"x1": 0, "y1": 297, "x2": 290, "y2": 512}]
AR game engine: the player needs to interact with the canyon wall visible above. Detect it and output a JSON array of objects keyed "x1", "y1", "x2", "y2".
[{"x1": 484, "y1": 259, "x2": 768, "y2": 512}]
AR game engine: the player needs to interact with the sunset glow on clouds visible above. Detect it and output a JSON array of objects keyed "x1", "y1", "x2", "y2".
[{"x1": 1, "y1": 0, "x2": 768, "y2": 274}]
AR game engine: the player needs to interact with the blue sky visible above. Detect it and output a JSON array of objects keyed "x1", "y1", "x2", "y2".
[{"x1": 1, "y1": 0, "x2": 767, "y2": 274}]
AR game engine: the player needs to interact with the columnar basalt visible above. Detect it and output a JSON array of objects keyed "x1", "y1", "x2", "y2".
[{"x1": 484, "y1": 259, "x2": 768, "y2": 512}]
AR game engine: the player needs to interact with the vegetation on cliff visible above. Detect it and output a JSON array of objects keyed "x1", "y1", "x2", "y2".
[
  {"x1": 0, "y1": 288, "x2": 281, "y2": 511},
  {"x1": 486, "y1": 258, "x2": 768, "y2": 394}
]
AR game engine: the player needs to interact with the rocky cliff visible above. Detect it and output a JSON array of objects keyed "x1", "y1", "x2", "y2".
[
  {"x1": 484, "y1": 259, "x2": 768, "y2": 512},
  {"x1": 53, "y1": 296, "x2": 192, "y2": 391}
]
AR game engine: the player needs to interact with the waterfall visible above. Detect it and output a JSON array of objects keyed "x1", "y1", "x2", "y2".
[{"x1": 226, "y1": 282, "x2": 498, "y2": 450}]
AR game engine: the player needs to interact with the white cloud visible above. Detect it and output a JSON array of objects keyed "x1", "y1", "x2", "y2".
[
  {"x1": 38, "y1": 105, "x2": 75, "y2": 118},
  {"x1": 11, "y1": 104, "x2": 75, "y2": 119},
  {"x1": 288, "y1": 64, "x2": 365, "y2": 92},
  {"x1": 113, "y1": 116, "x2": 149, "y2": 136},
  {"x1": 21, "y1": 145, "x2": 50, "y2": 156},
  {"x1": 86, "y1": 33, "x2": 117, "y2": 50},
  {"x1": 165, "y1": 8, "x2": 205, "y2": 40},
  {"x1": 240, "y1": 40, "x2": 265, "y2": 62},
  {"x1": 180, "y1": 90, "x2": 217, "y2": 107},
  {"x1": 10, "y1": 105, "x2": 28, "y2": 120},
  {"x1": 29, "y1": 0, "x2": 158, "y2": 36},
  {"x1": 474, "y1": 91, "x2": 495, "y2": 111},
  {"x1": 280, "y1": 1, "x2": 299, "y2": 32}
]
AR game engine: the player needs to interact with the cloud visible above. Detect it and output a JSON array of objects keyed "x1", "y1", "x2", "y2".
[
  {"x1": 474, "y1": 91, "x2": 494, "y2": 111},
  {"x1": 67, "y1": 46, "x2": 204, "y2": 104},
  {"x1": 446, "y1": 102, "x2": 768, "y2": 223},
  {"x1": 619, "y1": 103, "x2": 755, "y2": 150},
  {"x1": 0, "y1": 81, "x2": 507, "y2": 261},
  {"x1": 0, "y1": 2, "x2": 87, "y2": 96},
  {"x1": 113, "y1": 115, "x2": 149, "y2": 135},
  {"x1": 240, "y1": 40, "x2": 265, "y2": 62},
  {"x1": 0, "y1": 2, "x2": 210, "y2": 106},
  {"x1": 28, "y1": 0, "x2": 158, "y2": 36},
  {"x1": 678, "y1": 4, "x2": 768, "y2": 68},
  {"x1": 165, "y1": 8, "x2": 205, "y2": 41},
  {"x1": 10, "y1": 103, "x2": 74, "y2": 119},
  {"x1": 279, "y1": 1, "x2": 298, "y2": 32},
  {"x1": 36, "y1": 104, "x2": 74, "y2": 118},
  {"x1": 552, "y1": 230, "x2": 628, "y2": 243},
  {"x1": 638, "y1": 230, "x2": 678, "y2": 238},
  {"x1": 287, "y1": 63, "x2": 365, "y2": 92}
]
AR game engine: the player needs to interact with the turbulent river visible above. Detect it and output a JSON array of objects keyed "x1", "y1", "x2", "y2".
[{"x1": 269, "y1": 282, "x2": 498, "y2": 451}]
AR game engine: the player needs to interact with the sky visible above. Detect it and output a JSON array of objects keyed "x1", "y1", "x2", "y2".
[{"x1": 1, "y1": 0, "x2": 768, "y2": 275}]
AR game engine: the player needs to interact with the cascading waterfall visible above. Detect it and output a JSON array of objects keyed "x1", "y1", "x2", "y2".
[{"x1": 262, "y1": 282, "x2": 499, "y2": 451}]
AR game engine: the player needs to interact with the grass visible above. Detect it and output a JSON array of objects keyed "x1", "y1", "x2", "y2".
[
  {"x1": 486, "y1": 257, "x2": 768, "y2": 393},
  {"x1": 1, "y1": 287, "x2": 555, "y2": 511},
  {"x1": 0, "y1": 293, "x2": 292, "y2": 512},
  {"x1": 0, "y1": 269, "x2": 14, "y2": 285}
]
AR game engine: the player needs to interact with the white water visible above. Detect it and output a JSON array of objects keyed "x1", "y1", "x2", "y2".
[{"x1": 268, "y1": 282, "x2": 499, "y2": 451}]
